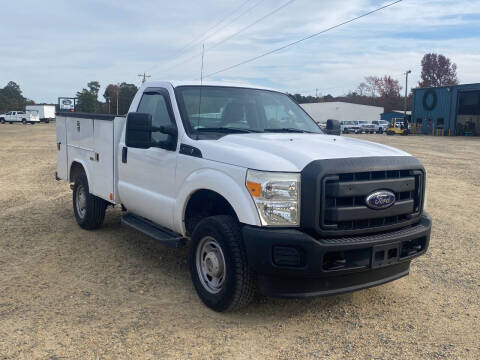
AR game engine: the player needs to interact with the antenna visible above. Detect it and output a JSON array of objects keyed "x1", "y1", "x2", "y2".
[{"x1": 196, "y1": 44, "x2": 205, "y2": 139}]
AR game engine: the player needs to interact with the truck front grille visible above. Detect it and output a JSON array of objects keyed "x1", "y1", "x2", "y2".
[{"x1": 320, "y1": 169, "x2": 423, "y2": 234}]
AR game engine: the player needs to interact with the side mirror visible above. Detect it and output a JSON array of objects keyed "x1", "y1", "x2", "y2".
[
  {"x1": 326, "y1": 119, "x2": 341, "y2": 135},
  {"x1": 125, "y1": 112, "x2": 152, "y2": 149}
]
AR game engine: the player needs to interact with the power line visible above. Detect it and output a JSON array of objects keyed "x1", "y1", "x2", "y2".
[
  {"x1": 205, "y1": 0, "x2": 403, "y2": 78},
  {"x1": 162, "y1": 0, "x2": 296, "y2": 76},
  {"x1": 208, "y1": 0, "x2": 296, "y2": 52},
  {"x1": 173, "y1": 0, "x2": 253, "y2": 58},
  {"x1": 147, "y1": 0, "x2": 263, "y2": 74}
]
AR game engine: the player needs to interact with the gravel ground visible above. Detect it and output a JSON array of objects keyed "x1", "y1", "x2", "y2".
[{"x1": 0, "y1": 123, "x2": 479, "y2": 359}]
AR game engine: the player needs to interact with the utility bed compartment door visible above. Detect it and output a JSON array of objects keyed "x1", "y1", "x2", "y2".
[
  {"x1": 56, "y1": 116, "x2": 68, "y2": 180},
  {"x1": 90, "y1": 119, "x2": 114, "y2": 202}
]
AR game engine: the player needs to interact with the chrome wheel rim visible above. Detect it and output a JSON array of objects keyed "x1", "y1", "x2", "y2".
[
  {"x1": 196, "y1": 236, "x2": 226, "y2": 294},
  {"x1": 75, "y1": 184, "x2": 87, "y2": 219}
]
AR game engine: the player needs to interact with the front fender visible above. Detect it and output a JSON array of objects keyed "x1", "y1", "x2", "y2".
[{"x1": 173, "y1": 168, "x2": 261, "y2": 235}]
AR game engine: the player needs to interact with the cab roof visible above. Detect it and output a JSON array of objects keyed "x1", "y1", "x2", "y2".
[{"x1": 142, "y1": 80, "x2": 281, "y2": 93}]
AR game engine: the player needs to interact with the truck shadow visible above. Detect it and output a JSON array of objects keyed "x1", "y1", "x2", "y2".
[{"x1": 92, "y1": 208, "x2": 401, "y2": 320}]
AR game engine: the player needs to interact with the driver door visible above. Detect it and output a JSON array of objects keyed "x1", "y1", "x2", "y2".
[{"x1": 118, "y1": 88, "x2": 178, "y2": 229}]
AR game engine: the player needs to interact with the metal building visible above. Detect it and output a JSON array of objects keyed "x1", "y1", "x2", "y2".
[
  {"x1": 300, "y1": 102, "x2": 383, "y2": 124},
  {"x1": 381, "y1": 111, "x2": 411, "y2": 123},
  {"x1": 411, "y1": 83, "x2": 480, "y2": 136}
]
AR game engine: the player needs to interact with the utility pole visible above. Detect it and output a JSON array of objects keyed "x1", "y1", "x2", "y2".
[
  {"x1": 138, "y1": 72, "x2": 151, "y2": 84},
  {"x1": 404, "y1": 70, "x2": 411, "y2": 124}
]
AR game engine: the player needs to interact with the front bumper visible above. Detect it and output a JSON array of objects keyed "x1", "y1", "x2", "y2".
[{"x1": 242, "y1": 213, "x2": 431, "y2": 298}]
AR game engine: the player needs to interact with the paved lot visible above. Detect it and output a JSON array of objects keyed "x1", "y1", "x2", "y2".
[{"x1": 0, "y1": 123, "x2": 479, "y2": 359}]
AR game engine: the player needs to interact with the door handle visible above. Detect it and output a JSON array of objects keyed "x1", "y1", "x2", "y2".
[{"x1": 122, "y1": 147, "x2": 128, "y2": 163}]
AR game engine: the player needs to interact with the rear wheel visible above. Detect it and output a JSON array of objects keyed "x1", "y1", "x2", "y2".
[
  {"x1": 386, "y1": 130, "x2": 394, "y2": 136},
  {"x1": 0, "y1": 118, "x2": 4, "y2": 124},
  {"x1": 189, "y1": 215, "x2": 256, "y2": 312},
  {"x1": 378, "y1": 128, "x2": 384, "y2": 134},
  {"x1": 72, "y1": 173, "x2": 107, "y2": 229}
]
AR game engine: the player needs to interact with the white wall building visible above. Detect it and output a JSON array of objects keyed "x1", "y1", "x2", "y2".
[{"x1": 300, "y1": 102, "x2": 384, "y2": 124}]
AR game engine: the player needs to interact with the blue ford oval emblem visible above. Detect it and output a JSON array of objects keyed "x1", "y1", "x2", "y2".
[{"x1": 365, "y1": 190, "x2": 396, "y2": 210}]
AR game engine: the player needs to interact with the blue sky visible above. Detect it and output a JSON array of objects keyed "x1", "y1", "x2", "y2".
[{"x1": 0, "y1": 0, "x2": 479, "y2": 103}]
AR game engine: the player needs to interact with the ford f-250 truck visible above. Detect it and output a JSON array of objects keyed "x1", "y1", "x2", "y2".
[
  {"x1": 55, "y1": 81, "x2": 431, "y2": 312},
  {"x1": 0, "y1": 110, "x2": 40, "y2": 124}
]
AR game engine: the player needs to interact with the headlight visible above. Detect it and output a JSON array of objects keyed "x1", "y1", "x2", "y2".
[{"x1": 246, "y1": 170, "x2": 300, "y2": 226}]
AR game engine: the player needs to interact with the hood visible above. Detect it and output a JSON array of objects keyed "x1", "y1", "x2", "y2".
[{"x1": 193, "y1": 133, "x2": 410, "y2": 172}]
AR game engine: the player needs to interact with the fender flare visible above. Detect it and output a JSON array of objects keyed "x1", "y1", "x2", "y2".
[
  {"x1": 69, "y1": 159, "x2": 91, "y2": 186},
  {"x1": 173, "y1": 169, "x2": 261, "y2": 235}
]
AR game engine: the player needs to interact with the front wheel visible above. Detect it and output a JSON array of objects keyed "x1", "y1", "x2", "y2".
[
  {"x1": 22, "y1": 119, "x2": 27, "y2": 124},
  {"x1": 189, "y1": 215, "x2": 256, "y2": 312},
  {"x1": 72, "y1": 173, "x2": 107, "y2": 229}
]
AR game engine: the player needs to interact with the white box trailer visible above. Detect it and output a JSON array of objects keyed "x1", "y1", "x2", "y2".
[{"x1": 26, "y1": 105, "x2": 56, "y2": 123}]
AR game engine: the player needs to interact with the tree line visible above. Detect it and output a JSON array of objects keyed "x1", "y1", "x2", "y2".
[
  {"x1": 0, "y1": 82, "x2": 34, "y2": 113},
  {"x1": 75, "y1": 81, "x2": 138, "y2": 115},
  {"x1": 1, "y1": 53, "x2": 459, "y2": 115},
  {"x1": 288, "y1": 53, "x2": 459, "y2": 112}
]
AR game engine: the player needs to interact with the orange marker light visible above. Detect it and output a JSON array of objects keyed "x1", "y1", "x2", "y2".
[
  {"x1": 247, "y1": 181, "x2": 261, "y2": 197},
  {"x1": 109, "y1": 193, "x2": 113, "y2": 201}
]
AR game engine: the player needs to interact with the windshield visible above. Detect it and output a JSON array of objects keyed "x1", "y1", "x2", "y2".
[{"x1": 175, "y1": 86, "x2": 322, "y2": 136}]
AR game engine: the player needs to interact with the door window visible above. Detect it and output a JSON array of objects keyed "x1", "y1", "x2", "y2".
[{"x1": 137, "y1": 91, "x2": 175, "y2": 145}]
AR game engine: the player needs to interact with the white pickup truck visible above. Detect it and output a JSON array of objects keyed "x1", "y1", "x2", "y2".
[
  {"x1": 56, "y1": 81, "x2": 431, "y2": 312},
  {"x1": 0, "y1": 110, "x2": 40, "y2": 124}
]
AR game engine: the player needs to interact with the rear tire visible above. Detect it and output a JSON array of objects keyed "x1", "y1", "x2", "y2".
[
  {"x1": 386, "y1": 130, "x2": 394, "y2": 136},
  {"x1": 379, "y1": 128, "x2": 384, "y2": 134},
  {"x1": 189, "y1": 215, "x2": 256, "y2": 312},
  {"x1": 0, "y1": 118, "x2": 4, "y2": 124},
  {"x1": 72, "y1": 173, "x2": 107, "y2": 229}
]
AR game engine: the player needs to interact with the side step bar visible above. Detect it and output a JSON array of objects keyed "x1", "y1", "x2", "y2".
[{"x1": 121, "y1": 213, "x2": 186, "y2": 248}]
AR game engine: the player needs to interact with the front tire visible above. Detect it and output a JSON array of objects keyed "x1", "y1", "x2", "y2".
[
  {"x1": 72, "y1": 173, "x2": 107, "y2": 229},
  {"x1": 22, "y1": 119, "x2": 27, "y2": 124},
  {"x1": 189, "y1": 215, "x2": 255, "y2": 312}
]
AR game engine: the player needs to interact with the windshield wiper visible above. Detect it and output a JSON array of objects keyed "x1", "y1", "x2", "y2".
[
  {"x1": 196, "y1": 127, "x2": 260, "y2": 133},
  {"x1": 264, "y1": 128, "x2": 315, "y2": 133}
]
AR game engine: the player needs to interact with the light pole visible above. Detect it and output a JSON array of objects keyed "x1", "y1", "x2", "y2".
[
  {"x1": 404, "y1": 70, "x2": 411, "y2": 124},
  {"x1": 105, "y1": 96, "x2": 111, "y2": 114}
]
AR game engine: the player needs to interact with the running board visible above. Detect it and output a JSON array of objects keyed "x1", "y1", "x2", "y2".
[{"x1": 121, "y1": 213, "x2": 186, "y2": 248}]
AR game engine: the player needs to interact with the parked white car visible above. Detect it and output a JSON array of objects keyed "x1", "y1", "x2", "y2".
[
  {"x1": 56, "y1": 81, "x2": 431, "y2": 312},
  {"x1": 372, "y1": 120, "x2": 389, "y2": 134},
  {"x1": 357, "y1": 121, "x2": 376, "y2": 134},
  {"x1": 340, "y1": 120, "x2": 360, "y2": 134},
  {"x1": 0, "y1": 110, "x2": 40, "y2": 124}
]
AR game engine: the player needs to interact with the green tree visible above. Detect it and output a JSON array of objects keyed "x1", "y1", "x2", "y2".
[
  {"x1": 76, "y1": 81, "x2": 101, "y2": 113},
  {"x1": 103, "y1": 83, "x2": 138, "y2": 115},
  {"x1": 0, "y1": 81, "x2": 31, "y2": 113}
]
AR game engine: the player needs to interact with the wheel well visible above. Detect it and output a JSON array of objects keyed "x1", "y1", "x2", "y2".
[
  {"x1": 184, "y1": 190, "x2": 237, "y2": 236},
  {"x1": 70, "y1": 162, "x2": 85, "y2": 183}
]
